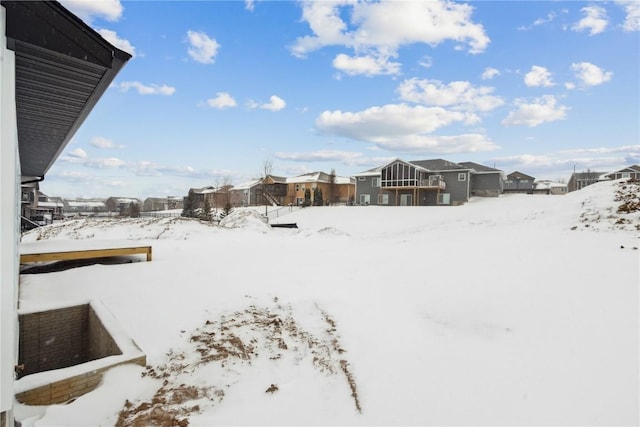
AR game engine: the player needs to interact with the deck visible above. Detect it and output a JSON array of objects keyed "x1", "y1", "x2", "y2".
[{"x1": 20, "y1": 240, "x2": 152, "y2": 264}]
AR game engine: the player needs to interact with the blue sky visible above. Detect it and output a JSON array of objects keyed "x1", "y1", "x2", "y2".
[{"x1": 44, "y1": 0, "x2": 639, "y2": 199}]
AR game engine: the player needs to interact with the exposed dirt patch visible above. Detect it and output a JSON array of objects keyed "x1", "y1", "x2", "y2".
[
  {"x1": 575, "y1": 179, "x2": 640, "y2": 232},
  {"x1": 116, "y1": 302, "x2": 361, "y2": 425},
  {"x1": 614, "y1": 180, "x2": 640, "y2": 214}
]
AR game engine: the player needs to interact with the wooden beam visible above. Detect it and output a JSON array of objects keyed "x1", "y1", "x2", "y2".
[{"x1": 20, "y1": 246, "x2": 152, "y2": 264}]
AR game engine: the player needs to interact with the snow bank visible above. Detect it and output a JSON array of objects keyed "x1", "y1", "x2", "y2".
[
  {"x1": 219, "y1": 209, "x2": 271, "y2": 233},
  {"x1": 14, "y1": 180, "x2": 639, "y2": 426}
]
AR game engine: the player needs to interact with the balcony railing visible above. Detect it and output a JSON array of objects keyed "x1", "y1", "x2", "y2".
[{"x1": 381, "y1": 176, "x2": 445, "y2": 189}]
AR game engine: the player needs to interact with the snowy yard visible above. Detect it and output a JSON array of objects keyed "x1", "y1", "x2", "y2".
[{"x1": 16, "y1": 180, "x2": 639, "y2": 426}]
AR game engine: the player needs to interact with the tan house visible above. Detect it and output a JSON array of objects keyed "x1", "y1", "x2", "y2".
[
  {"x1": 286, "y1": 171, "x2": 355, "y2": 206},
  {"x1": 188, "y1": 185, "x2": 233, "y2": 210},
  {"x1": 105, "y1": 197, "x2": 142, "y2": 215},
  {"x1": 143, "y1": 196, "x2": 184, "y2": 212}
]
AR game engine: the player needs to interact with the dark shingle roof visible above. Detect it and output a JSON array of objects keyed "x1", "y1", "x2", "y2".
[
  {"x1": 410, "y1": 159, "x2": 468, "y2": 171},
  {"x1": 508, "y1": 171, "x2": 535, "y2": 180},
  {"x1": 3, "y1": 1, "x2": 131, "y2": 178},
  {"x1": 458, "y1": 162, "x2": 502, "y2": 173}
]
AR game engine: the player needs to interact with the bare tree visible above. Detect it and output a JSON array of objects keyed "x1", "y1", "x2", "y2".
[{"x1": 260, "y1": 160, "x2": 273, "y2": 215}]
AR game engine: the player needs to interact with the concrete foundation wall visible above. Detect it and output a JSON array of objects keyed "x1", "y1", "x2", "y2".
[
  {"x1": 18, "y1": 305, "x2": 121, "y2": 378},
  {"x1": 15, "y1": 355, "x2": 145, "y2": 405}
]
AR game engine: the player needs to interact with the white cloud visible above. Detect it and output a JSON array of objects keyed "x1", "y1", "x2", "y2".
[
  {"x1": 502, "y1": 95, "x2": 569, "y2": 127},
  {"x1": 259, "y1": 95, "x2": 286, "y2": 112},
  {"x1": 290, "y1": 1, "x2": 352, "y2": 57},
  {"x1": 115, "y1": 81, "x2": 176, "y2": 96},
  {"x1": 93, "y1": 158, "x2": 126, "y2": 168},
  {"x1": 90, "y1": 136, "x2": 117, "y2": 149},
  {"x1": 419, "y1": 56, "x2": 433, "y2": 69},
  {"x1": 315, "y1": 103, "x2": 498, "y2": 153},
  {"x1": 60, "y1": 0, "x2": 123, "y2": 23},
  {"x1": 245, "y1": 0, "x2": 255, "y2": 12},
  {"x1": 205, "y1": 92, "x2": 237, "y2": 109},
  {"x1": 187, "y1": 30, "x2": 220, "y2": 64},
  {"x1": 68, "y1": 148, "x2": 87, "y2": 159},
  {"x1": 571, "y1": 62, "x2": 613, "y2": 86},
  {"x1": 332, "y1": 53, "x2": 401, "y2": 76},
  {"x1": 518, "y1": 11, "x2": 557, "y2": 31},
  {"x1": 397, "y1": 78, "x2": 504, "y2": 112},
  {"x1": 275, "y1": 150, "x2": 364, "y2": 165},
  {"x1": 616, "y1": 0, "x2": 640, "y2": 32},
  {"x1": 524, "y1": 66, "x2": 554, "y2": 87},
  {"x1": 58, "y1": 155, "x2": 224, "y2": 179},
  {"x1": 291, "y1": 0, "x2": 489, "y2": 76},
  {"x1": 558, "y1": 145, "x2": 640, "y2": 156},
  {"x1": 572, "y1": 5, "x2": 608, "y2": 35},
  {"x1": 481, "y1": 67, "x2": 500, "y2": 80},
  {"x1": 491, "y1": 146, "x2": 637, "y2": 176},
  {"x1": 97, "y1": 29, "x2": 136, "y2": 58}
]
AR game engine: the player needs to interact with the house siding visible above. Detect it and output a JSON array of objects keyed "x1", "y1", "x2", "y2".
[
  {"x1": 355, "y1": 176, "x2": 381, "y2": 205},
  {"x1": 440, "y1": 170, "x2": 470, "y2": 205},
  {"x1": 471, "y1": 173, "x2": 503, "y2": 197},
  {"x1": 0, "y1": 13, "x2": 19, "y2": 422}
]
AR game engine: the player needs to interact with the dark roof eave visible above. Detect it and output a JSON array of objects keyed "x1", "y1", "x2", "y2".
[
  {"x1": 41, "y1": 53, "x2": 129, "y2": 177},
  {"x1": 3, "y1": 0, "x2": 132, "y2": 178}
]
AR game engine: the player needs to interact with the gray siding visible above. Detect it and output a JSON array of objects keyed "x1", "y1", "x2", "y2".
[
  {"x1": 355, "y1": 176, "x2": 381, "y2": 205},
  {"x1": 441, "y1": 170, "x2": 470, "y2": 205},
  {"x1": 471, "y1": 173, "x2": 503, "y2": 197}
]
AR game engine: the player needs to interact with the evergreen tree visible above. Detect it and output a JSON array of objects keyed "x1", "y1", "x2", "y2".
[
  {"x1": 182, "y1": 190, "x2": 197, "y2": 218},
  {"x1": 128, "y1": 202, "x2": 140, "y2": 218},
  {"x1": 313, "y1": 187, "x2": 324, "y2": 206},
  {"x1": 220, "y1": 202, "x2": 233, "y2": 218},
  {"x1": 303, "y1": 188, "x2": 311, "y2": 207},
  {"x1": 200, "y1": 198, "x2": 212, "y2": 221},
  {"x1": 329, "y1": 168, "x2": 337, "y2": 205}
]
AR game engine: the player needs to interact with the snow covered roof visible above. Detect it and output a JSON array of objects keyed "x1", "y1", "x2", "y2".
[
  {"x1": 334, "y1": 176, "x2": 355, "y2": 185},
  {"x1": 66, "y1": 201, "x2": 106, "y2": 208},
  {"x1": 605, "y1": 165, "x2": 640, "y2": 178},
  {"x1": 37, "y1": 201, "x2": 64, "y2": 208},
  {"x1": 535, "y1": 181, "x2": 568, "y2": 189},
  {"x1": 353, "y1": 166, "x2": 382, "y2": 177},
  {"x1": 231, "y1": 179, "x2": 262, "y2": 191},
  {"x1": 410, "y1": 159, "x2": 469, "y2": 172},
  {"x1": 114, "y1": 198, "x2": 140, "y2": 204},
  {"x1": 286, "y1": 172, "x2": 353, "y2": 185},
  {"x1": 286, "y1": 172, "x2": 328, "y2": 184}
]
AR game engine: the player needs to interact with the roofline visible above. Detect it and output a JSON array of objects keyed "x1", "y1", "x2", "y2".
[{"x1": 3, "y1": 0, "x2": 132, "y2": 177}]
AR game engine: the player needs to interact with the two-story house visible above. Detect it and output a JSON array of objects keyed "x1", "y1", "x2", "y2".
[
  {"x1": 504, "y1": 171, "x2": 536, "y2": 193},
  {"x1": 354, "y1": 159, "x2": 504, "y2": 206}
]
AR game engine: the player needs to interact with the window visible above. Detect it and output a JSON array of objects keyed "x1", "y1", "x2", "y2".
[
  {"x1": 378, "y1": 194, "x2": 389, "y2": 205},
  {"x1": 372, "y1": 177, "x2": 380, "y2": 187},
  {"x1": 360, "y1": 194, "x2": 370, "y2": 205},
  {"x1": 438, "y1": 193, "x2": 451, "y2": 205},
  {"x1": 358, "y1": 176, "x2": 366, "y2": 181},
  {"x1": 521, "y1": 179, "x2": 529, "y2": 183},
  {"x1": 458, "y1": 173, "x2": 466, "y2": 181}
]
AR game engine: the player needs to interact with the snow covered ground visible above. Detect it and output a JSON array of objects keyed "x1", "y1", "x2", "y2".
[{"x1": 16, "y1": 180, "x2": 639, "y2": 426}]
